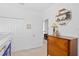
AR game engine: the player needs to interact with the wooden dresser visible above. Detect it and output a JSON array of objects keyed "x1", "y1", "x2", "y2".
[{"x1": 47, "y1": 35, "x2": 78, "y2": 56}]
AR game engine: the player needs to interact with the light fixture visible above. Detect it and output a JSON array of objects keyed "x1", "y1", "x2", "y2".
[{"x1": 56, "y1": 8, "x2": 72, "y2": 25}]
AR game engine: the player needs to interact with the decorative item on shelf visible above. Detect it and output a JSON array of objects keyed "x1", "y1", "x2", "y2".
[
  {"x1": 51, "y1": 22, "x2": 60, "y2": 36},
  {"x1": 56, "y1": 8, "x2": 72, "y2": 25}
]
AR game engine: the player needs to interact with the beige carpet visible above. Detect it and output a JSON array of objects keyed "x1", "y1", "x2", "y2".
[{"x1": 12, "y1": 40, "x2": 47, "y2": 56}]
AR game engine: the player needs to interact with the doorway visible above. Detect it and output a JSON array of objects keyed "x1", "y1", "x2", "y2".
[{"x1": 43, "y1": 19, "x2": 48, "y2": 40}]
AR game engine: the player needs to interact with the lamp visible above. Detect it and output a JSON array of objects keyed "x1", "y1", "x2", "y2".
[{"x1": 52, "y1": 22, "x2": 60, "y2": 36}]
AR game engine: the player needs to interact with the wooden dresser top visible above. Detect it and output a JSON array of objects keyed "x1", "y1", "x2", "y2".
[{"x1": 48, "y1": 35, "x2": 78, "y2": 40}]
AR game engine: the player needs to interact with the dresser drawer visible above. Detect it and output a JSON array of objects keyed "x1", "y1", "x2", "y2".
[
  {"x1": 48, "y1": 36, "x2": 68, "y2": 51},
  {"x1": 48, "y1": 36, "x2": 56, "y2": 45},
  {"x1": 48, "y1": 45, "x2": 53, "y2": 56},
  {"x1": 53, "y1": 46, "x2": 68, "y2": 56},
  {"x1": 48, "y1": 44, "x2": 68, "y2": 56},
  {"x1": 54, "y1": 38, "x2": 68, "y2": 51}
]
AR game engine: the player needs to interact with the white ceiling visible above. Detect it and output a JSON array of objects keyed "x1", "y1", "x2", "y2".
[{"x1": 18, "y1": 3, "x2": 53, "y2": 12}]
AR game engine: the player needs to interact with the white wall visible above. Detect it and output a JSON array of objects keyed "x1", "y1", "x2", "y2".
[
  {"x1": 42, "y1": 3, "x2": 79, "y2": 55},
  {"x1": 0, "y1": 4, "x2": 43, "y2": 52}
]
